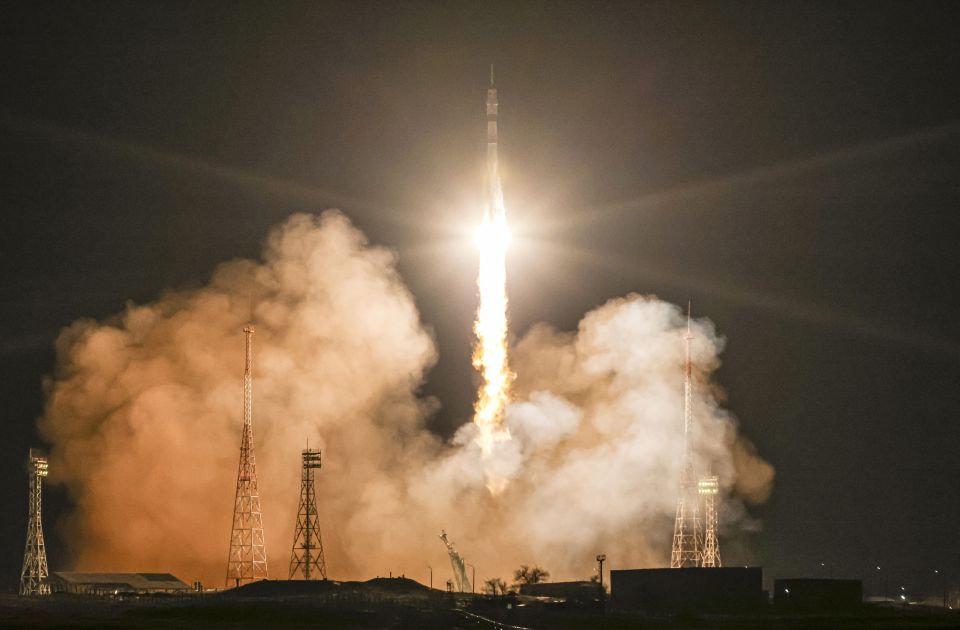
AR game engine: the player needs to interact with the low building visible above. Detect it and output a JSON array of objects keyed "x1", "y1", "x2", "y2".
[
  {"x1": 611, "y1": 567, "x2": 764, "y2": 613},
  {"x1": 47, "y1": 572, "x2": 191, "y2": 595},
  {"x1": 774, "y1": 578, "x2": 862, "y2": 610},
  {"x1": 518, "y1": 581, "x2": 601, "y2": 603}
]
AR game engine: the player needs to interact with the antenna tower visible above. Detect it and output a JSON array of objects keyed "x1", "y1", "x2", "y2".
[
  {"x1": 20, "y1": 449, "x2": 50, "y2": 595},
  {"x1": 699, "y1": 475, "x2": 722, "y2": 567},
  {"x1": 671, "y1": 304, "x2": 702, "y2": 567},
  {"x1": 226, "y1": 325, "x2": 268, "y2": 587},
  {"x1": 289, "y1": 448, "x2": 327, "y2": 580}
]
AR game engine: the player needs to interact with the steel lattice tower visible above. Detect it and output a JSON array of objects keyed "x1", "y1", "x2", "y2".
[
  {"x1": 225, "y1": 325, "x2": 268, "y2": 587},
  {"x1": 699, "y1": 475, "x2": 722, "y2": 567},
  {"x1": 671, "y1": 305, "x2": 702, "y2": 568},
  {"x1": 288, "y1": 448, "x2": 327, "y2": 580},
  {"x1": 20, "y1": 449, "x2": 50, "y2": 596}
]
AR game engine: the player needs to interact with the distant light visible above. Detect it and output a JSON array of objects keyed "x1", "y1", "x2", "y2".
[
  {"x1": 900, "y1": 595, "x2": 906, "y2": 601},
  {"x1": 784, "y1": 588, "x2": 790, "y2": 595}
]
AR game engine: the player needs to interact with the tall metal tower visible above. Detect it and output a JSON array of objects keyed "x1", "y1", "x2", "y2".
[
  {"x1": 20, "y1": 449, "x2": 50, "y2": 596},
  {"x1": 289, "y1": 448, "x2": 327, "y2": 580},
  {"x1": 439, "y1": 530, "x2": 471, "y2": 593},
  {"x1": 671, "y1": 304, "x2": 702, "y2": 568},
  {"x1": 699, "y1": 475, "x2": 722, "y2": 567},
  {"x1": 226, "y1": 325, "x2": 268, "y2": 587}
]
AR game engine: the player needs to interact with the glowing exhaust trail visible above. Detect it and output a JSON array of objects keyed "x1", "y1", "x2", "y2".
[{"x1": 472, "y1": 66, "x2": 513, "y2": 482}]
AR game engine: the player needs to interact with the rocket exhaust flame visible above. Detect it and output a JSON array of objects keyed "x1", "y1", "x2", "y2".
[{"x1": 472, "y1": 67, "x2": 514, "y2": 489}]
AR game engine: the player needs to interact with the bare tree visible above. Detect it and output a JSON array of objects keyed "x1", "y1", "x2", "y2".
[
  {"x1": 483, "y1": 577, "x2": 508, "y2": 595},
  {"x1": 513, "y1": 565, "x2": 550, "y2": 588}
]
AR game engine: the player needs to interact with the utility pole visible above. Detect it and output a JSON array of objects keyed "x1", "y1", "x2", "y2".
[
  {"x1": 597, "y1": 554, "x2": 607, "y2": 613},
  {"x1": 466, "y1": 564, "x2": 476, "y2": 593}
]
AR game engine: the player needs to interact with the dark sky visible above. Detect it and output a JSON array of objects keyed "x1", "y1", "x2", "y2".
[{"x1": 2, "y1": 1, "x2": 959, "y2": 594}]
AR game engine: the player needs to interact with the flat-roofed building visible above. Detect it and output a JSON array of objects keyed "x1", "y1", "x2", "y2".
[
  {"x1": 47, "y1": 572, "x2": 191, "y2": 595},
  {"x1": 611, "y1": 567, "x2": 764, "y2": 613},
  {"x1": 518, "y1": 581, "x2": 601, "y2": 603}
]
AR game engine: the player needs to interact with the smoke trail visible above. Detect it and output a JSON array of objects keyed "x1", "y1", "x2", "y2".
[{"x1": 40, "y1": 211, "x2": 773, "y2": 586}]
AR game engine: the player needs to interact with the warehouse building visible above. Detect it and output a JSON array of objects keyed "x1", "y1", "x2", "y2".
[
  {"x1": 47, "y1": 572, "x2": 191, "y2": 595},
  {"x1": 611, "y1": 567, "x2": 764, "y2": 613}
]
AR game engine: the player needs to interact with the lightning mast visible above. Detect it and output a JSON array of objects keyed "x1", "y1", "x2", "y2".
[
  {"x1": 226, "y1": 325, "x2": 268, "y2": 587},
  {"x1": 671, "y1": 304, "x2": 702, "y2": 568},
  {"x1": 289, "y1": 447, "x2": 327, "y2": 580},
  {"x1": 439, "y1": 530, "x2": 471, "y2": 593},
  {"x1": 19, "y1": 449, "x2": 50, "y2": 596},
  {"x1": 699, "y1": 475, "x2": 722, "y2": 567}
]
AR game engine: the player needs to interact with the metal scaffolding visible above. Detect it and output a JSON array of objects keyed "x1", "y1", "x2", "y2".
[
  {"x1": 20, "y1": 449, "x2": 50, "y2": 596},
  {"x1": 289, "y1": 448, "x2": 327, "y2": 580},
  {"x1": 439, "y1": 530, "x2": 471, "y2": 593},
  {"x1": 225, "y1": 325, "x2": 268, "y2": 587},
  {"x1": 699, "y1": 475, "x2": 722, "y2": 567}
]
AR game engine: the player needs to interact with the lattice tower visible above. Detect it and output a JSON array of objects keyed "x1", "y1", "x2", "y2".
[
  {"x1": 699, "y1": 475, "x2": 722, "y2": 567},
  {"x1": 671, "y1": 305, "x2": 702, "y2": 567},
  {"x1": 225, "y1": 325, "x2": 268, "y2": 587},
  {"x1": 19, "y1": 449, "x2": 50, "y2": 596},
  {"x1": 289, "y1": 448, "x2": 327, "y2": 580}
]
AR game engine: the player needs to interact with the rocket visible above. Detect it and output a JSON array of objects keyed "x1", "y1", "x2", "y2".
[
  {"x1": 485, "y1": 64, "x2": 502, "y2": 218},
  {"x1": 486, "y1": 64, "x2": 498, "y2": 155}
]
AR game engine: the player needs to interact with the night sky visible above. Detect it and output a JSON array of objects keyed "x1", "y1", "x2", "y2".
[{"x1": 2, "y1": 1, "x2": 959, "y2": 594}]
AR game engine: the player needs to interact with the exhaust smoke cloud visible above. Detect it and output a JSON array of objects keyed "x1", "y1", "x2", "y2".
[{"x1": 40, "y1": 210, "x2": 773, "y2": 586}]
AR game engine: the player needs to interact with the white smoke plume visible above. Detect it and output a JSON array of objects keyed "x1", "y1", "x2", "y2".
[{"x1": 40, "y1": 210, "x2": 773, "y2": 586}]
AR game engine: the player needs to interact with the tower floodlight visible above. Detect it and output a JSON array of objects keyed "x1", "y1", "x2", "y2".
[
  {"x1": 225, "y1": 325, "x2": 268, "y2": 587},
  {"x1": 671, "y1": 303, "x2": 702, "y2": 567},
  {"x1": 289, "y1": 447, "x2": 327, "y2": 580},
  {"x1": 20, "y1": 449, "x2": 50, "y2": 595}
]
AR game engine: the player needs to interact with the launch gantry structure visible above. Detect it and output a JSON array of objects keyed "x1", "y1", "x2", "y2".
[
  {"x1": 20, "y1": 449, "x2": 50, "y2": 596},
  {"x1": 439, "y1": 530, "x2": 471, "y2": 593},
  {"x1": 671, "y1": 305, "x2": 702, "y2": 568},
  {"x1": 226, "y1": 325, "x2": 269, "y2": 587},
  {"x1": 289, "y1": 447, "x2": 327, "y2": 580}
]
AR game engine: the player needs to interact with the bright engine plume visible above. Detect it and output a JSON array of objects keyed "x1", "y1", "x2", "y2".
[{"x1": 472, "y1": 67, "x2": 514, "y2": 486}]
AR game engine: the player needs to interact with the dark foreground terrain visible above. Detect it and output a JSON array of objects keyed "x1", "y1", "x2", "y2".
[{"x1": 1, "y1": 579, "x2": 958, "y2": 630}]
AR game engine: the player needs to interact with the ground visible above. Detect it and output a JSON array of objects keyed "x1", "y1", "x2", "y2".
[{"x1": 1, "y1": 591, "x2": 958, "y2": 629}]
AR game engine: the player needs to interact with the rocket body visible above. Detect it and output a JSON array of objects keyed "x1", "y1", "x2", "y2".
[
  {"x1": 485, "y1": 71, "x2": 501, "y2": 220},
  {"x1": 486, "y1": 85, "x2": 498, "y2": 147}
]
